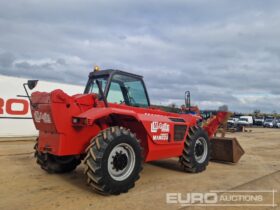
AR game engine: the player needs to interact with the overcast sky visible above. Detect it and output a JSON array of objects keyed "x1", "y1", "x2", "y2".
[{"x1": 0, "y1": 0, "x2": 280, "y2": 113}]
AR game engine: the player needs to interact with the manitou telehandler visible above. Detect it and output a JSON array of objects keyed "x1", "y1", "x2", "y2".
[{"x1": 25, "y1": 68, "x2": 244, "y2": 195}]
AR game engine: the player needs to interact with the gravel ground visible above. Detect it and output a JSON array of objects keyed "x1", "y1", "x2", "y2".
[{"x1": 0, "y1": 128, "x2": 279, "y2": 210}]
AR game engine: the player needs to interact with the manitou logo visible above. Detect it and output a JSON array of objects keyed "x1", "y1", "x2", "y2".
[
  {"x1": 0, "y1": 98, "x2": 29, "y2": 115},
  {"x1": 34, "y1": 111, "x2": 52, "y2": 124},
  {"x1": 151, "y1": 122, "x2": 170, "y2": 133},
  {"x1": 152, "y1": 133, "x2": 169, "y2": 141}
]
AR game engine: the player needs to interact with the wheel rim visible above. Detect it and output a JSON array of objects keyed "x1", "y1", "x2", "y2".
[
  {"x1": 108, "y1": 143, "x2": 136, "y2": 181},
  {"x1": 194, "y1": 137, "x2": 208, "y2": 163}
]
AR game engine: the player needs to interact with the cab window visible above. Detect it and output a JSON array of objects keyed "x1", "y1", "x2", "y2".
[
  {"x1": 107, "y1": 82, "x2": 125, "y2": 104},
  {"x1": 107, "y1": 74, "x2": 149, "y2": 107},
  {"x1": 86, "y1": 76, "x2": 108, "y2": 94}
]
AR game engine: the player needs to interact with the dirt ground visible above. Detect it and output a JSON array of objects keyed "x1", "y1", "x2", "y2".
[{"x1": 0, "y1": 128, "x2": 279, "y2": 210}]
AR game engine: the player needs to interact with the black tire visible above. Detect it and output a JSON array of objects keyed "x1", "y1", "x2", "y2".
[
  {"x1": 84, "y1": 126, "x2": 143, "y2": 195},
  {"x1": 34, "y1": 139, "x2": 80, "y2": 173},
  {"x1": 179, "y1": 126, "x2": 210, "y2": 173}
]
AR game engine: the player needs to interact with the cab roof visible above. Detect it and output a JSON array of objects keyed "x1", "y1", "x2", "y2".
[{"x1": 89, "y1": 69, "x2": 143, "y2": 79}]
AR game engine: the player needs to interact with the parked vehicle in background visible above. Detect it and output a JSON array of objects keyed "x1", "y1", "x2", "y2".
[
  {"x1": 237, "y1": 116, "x2": 253, "y2": 126},
  {"x1": 227, "y1": 117, "x2": 239, "y2": 128},
  {"x1": 254, "y1": 117, "x2": 265, "y2": 126},
  {"x1": 228, "y1": 117, "x2": 239, "y2": 124},
  {"x1": 275, "y1": 119, "x2": 280, "y2": 128},
  {"x1": 263, "y1": 119, "x2": 277, "y2": 128}
]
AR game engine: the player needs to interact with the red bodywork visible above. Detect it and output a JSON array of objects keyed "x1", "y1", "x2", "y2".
[{"x1": 31, "y1": 89, "x2": 227, "y2": 162}]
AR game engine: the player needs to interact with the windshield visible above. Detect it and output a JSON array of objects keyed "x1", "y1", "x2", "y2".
[
  {"x1": 84, "y1": 73, "x2": 149, "y2": 107},
  {"x1": 239, "y1": 118, "x2": 248, "y2": 122},
  {"x1": 265, "y1": 119, "x2": 273, "y2": 122},
  {"x1": 107, "y1": 74, "x2": 149, "y2": 107}
]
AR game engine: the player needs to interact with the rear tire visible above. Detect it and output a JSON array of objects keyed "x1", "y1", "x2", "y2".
[
  {"x1": 34, "y1": 139, "x2": 80, "y2": 173},
  {"x1": 84, "y1": 126, "x2": 143, "y2": 195},
  {"x1": 179, "y1": 126, "x2": 210, "y2": 173}
]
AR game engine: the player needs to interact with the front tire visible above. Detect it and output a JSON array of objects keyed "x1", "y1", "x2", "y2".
[
  {"x1": 84, "y1": 126, "x2": 143, "y2": 195},
  {"x1": 179, "y1": 126, "x2": 210, "y2": 173}
]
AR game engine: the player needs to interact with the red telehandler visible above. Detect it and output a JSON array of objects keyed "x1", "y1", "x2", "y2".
[{"x1": 24, "y1": 68, "x2": 244, "y2": 195}]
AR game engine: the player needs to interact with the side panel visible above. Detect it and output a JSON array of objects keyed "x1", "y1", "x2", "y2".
[
  {"x1": 138, "y1": 113, "x2": 190, "y2": 162},
  {"x1": 80, "y1": 105, "x2": 196, "y2": 162}
]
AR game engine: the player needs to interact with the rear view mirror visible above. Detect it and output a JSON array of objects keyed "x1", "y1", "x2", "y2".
[{"x1": 27, "y1": 80, "x2": 38, "y2": 90}]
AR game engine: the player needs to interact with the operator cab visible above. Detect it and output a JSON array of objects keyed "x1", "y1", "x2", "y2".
[{"x1": 85, "y1": 69, "x2": 150, "y2": 108}]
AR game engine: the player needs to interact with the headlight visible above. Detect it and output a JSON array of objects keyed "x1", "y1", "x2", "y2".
[
  {"x1": 72, "y1": 117, "x2": 80, "y2": 124},
  {"x1": 72, "y1": 117, "x2": 87, "y2": 126}
]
